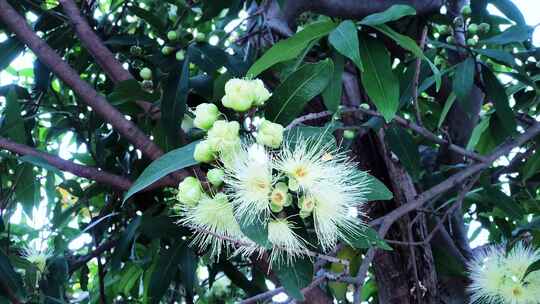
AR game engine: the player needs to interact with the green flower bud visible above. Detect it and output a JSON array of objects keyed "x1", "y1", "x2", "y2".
[
  {"x1": 478, "y1": 22, "x2": 491, "y2": 33},
  {"x1": 130, "y1": 45, "x2": 142, "y2": 56},
  {"x1": 176, "y1": 50, "x2": 185, "y2": 61},
  {"x1": 468, "y1": 23, "x2": 478, "y2": 35},
  {"x1": 207, "y1": 120, "x2": 241, "y2": 153},
  {"x1": 181, "y1": 114, "x2": 194, "y2": 133},
  {"x1": 359, "y1": 103, "x2": 370, "y2": 110},
  {"x1": 221, "y1": 78, "x2": 255, "y2": 112},
  {"x1": 453, "y1": 17, "x2": 464, "y2": 28},
  {"x1": 213, "y1": 192, "x2": 229, "y2": 204},
  {"x1": 270, "y1": 182, "x2": 290, "y2": 212},
  {"x1": 194, "y1": 103, "x2": 220, "y2": 130},
  {"x1": 434, "y1": 56, "x2": 444, "y2": 66},
  {"x1": 467, "y1": 38, "x2": 477, "y2": 46},
  {"x1": 177, "y1": 176, "x2": 203, "y2": 207},
  {"x1": 195, "y1": 32, "x2": 206, "y2": 42},
  {"x1": 139, "y1": 67, "x2": 152, "y2": 80},
  {"x1": 288, "y1": 177, "x2": 299, "y2": 192},
  {"x1": 207, "y1": 168, "x2": 225, "y2": 187},
  {"x1": 256, "y1": 120, "x2": 284, "y2": 149},
  {"x1": 461, "y1": 5, "x2": 472, "y2": 16},
  {"x1": 162, "y1": 46, "x2": 174, "y2": 55},
  {"x1": 439, "y1": 25, "x2": 451, "y2": 35},
  {"x1": 141, "y1": 80, "x2": 153, "y2": 91},
  {"x1": 299, "y1": 195, "x2": 316, "y2": 213},
  {"x1": 343, "y1": 130, "x2": 355, "y2": 140},
  {"x1": 251, "y1": 79, "x2": 272, "y2": 106},
  {"x1": 194, "y1": 140, "x2": 215, "y2": 163},
  {"x1": 167, "y1": 30, "x2": 178, "y2": 41},
  {"x1": 446, "y1": 36, "x2": 455, "y2": 44}
]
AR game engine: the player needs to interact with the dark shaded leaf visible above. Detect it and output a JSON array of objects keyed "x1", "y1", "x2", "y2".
[
  {"x1": 266, "y1": 59, "x2": 333, "y2": 125},
  {"x1": 108, "y1": 79, "x2": 160, "y2": 105},
  {"x1": 273, "y1": 257, "x2": 314, "y2": 300},
  {"x1": 161, "y1": 58, "x2": 189, "y2": 149},
  {"x1": 0, "y1": 38, "x2": 24, "y2": 71},
  {"x1": 328, "y1": 20, "x2": 362, "y2": 70},
  {"x1": 247, "y1": 21, "x2": 336, "y2": 77},
  {"x1": 123, "y1": 141, "x2": 199, "y2": 203},
  {"x1": 111, "y1": 217, "x2": 142, "y2": 271},
  {"x1": 148, "y1": 241, "x2": 189, "y2": 304},
  {"x1": 386, "y1": 126, "x2": 422, "y2": 180},
  {"x1": 452, "y1": 57, "x2": 475, "y2": 105},
  {"x1": 482, "y1": 25, "x2": 531, "y2": 45},
  {"x1": 364, "y1": 174, "x2": 393, "y2": 201},
  {"x1": 358, "y1": 35, "x2": 399, "y2": 122},
  {"x1": 359, "y1": 4, "x2": 416, "y2": 25},
  {"x1": 481, "y1": 66, "x2": 516, "y2": 137},
  {"x1": 322, "y1": 53, "x2": 344, "y2": 113}
]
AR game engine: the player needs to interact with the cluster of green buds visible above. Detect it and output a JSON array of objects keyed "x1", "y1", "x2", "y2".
[
  {"x1": 444, "y1": 5, "x2": 491, "y2": 47},
  {"x1": 221, "y1": 78, "x2": 272, "y2": 112}
]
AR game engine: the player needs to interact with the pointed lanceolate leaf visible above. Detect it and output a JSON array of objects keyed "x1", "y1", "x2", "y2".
[
  {"x1": 385, "y1": 126, "x2": 422, "y2": 180},
  {"x1": 266, "y1": 59, "x2": 333, "y2": 125},
  {"x1": 481, "y1": 25, "x2": 531, "y2": 45},
  {"x1": 322, "y1": 53, "x2": 345, "y2": 113},
  {"x1": 273, "y1": 257, "x2": 314, "y2": 301},
  {"x1": 123, "y1": 141, "x2": 199, "y2": 203},
  {"x1": 329, "y1": 20, "x2": 362, "y2": 70},
  {"x1": 364, "y1": 174, "x2": 393, "y2": 201},
  {"x1": 148, "y1": 241, "x2": 190, "y2": 304},
  {"x1": 161, "y1": 58, "x2": 190, "y2": 149},
  {"x1": 359, "y1": 4, "x2": 416, "y2": 25},
  {"x1": 452, "y1": 57, "x2": 475, "y2": 104},
  {"x1": 247, "y1": 21, "x2": 336, "y2": 77},
  {"x1": 358, "y1": 35, "x2": 399, "y2": 122},
  {"x1": 481, "y1": 66, "x2": 516, "y2": 137}
]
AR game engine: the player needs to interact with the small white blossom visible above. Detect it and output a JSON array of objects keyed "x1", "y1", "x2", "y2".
[
  {"x1": 467, "y1": 242, "x2": 540, "y2": 304},
  {"x1": 267, "y1": 218, "x2": 308, "y2": 264}
]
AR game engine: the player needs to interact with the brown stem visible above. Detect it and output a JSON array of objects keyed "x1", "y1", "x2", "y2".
[
  {"x1": 412, "y1": 25, "x2": 428, "y2": 127},
  {"x1": 0, "y1": 0, "x2": 163, "y2": 160},
  {"x1": 0, "y1": 137, "x2": 132, "y2": 190}
]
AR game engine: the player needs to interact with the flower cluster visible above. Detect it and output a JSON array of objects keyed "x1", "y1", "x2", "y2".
[
  {"x1": 175, "y1": 78, "x2": 368, "y2": 263},
  {"x1": 22, "y1": 245, "x2": 52, "y2": 281},
  {"x1": 467, "y1": 242, "x2": 540, "y2": 304}
]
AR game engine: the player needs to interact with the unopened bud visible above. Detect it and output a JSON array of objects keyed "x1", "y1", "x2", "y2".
[
  {"x1": 207, "y1": 168, "x2": 225, "y2": 187},
  {"x1": 139, "y1": 67, "x2": 152, "y2": 80},
  {"x1": 207, "y1": 120, "x2": 241, "y2": 153},
  {"x1": 194, "y1": 140, "x2": 215, "y2": 163},
  {"x1": 162, "y1": 46, "x2": 174, "y2": 55},
  {"x1": 461, "y1": 5, "x2": 472, "y2": 16},
  {"x1": 251, "y1": 79, "x2": 272, "y2": 106},
  {"x1": 194, "y1": 103, "x2": 220, "y2": 130},
  {"x1": 177, "y1": 176, "x2": 203, "y2": 207},
  {"x1": 167, "y1": 30, "x2": 178, "y2": 41},
  {"x1": 256, "y1": 120, "x2": 284, "y2": 149},
  {"x1": 176, "y1": 50, "x2": 185, "y2": 61},
  {"x1": 478, "y1": 23, "x2": 491, "y2": 33},
  {"x1": 468, "y1": 23, "x2": 478, "y2": 35}
]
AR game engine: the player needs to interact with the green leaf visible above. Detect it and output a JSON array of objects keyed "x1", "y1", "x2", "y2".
[
  {"x1": 1, "y1": 88, "x2": 27, "y2": 143},
  {"x1": 359, "y1": 4, "x2": 416, "y2": 25},
  {"x1": 521, "y1": 150, "x2": 540, "y2": 181},
  {"x1": 148, "y1": 241, "x2": 188, "y2": 304},
  {"x1": 340, "y1": 225, "x2": 392, "y2": 251},
  {"x1": 247, "y1": 21, "x2": 336, "y2": 77},
  {"x1": 322, "y1": 53, "x2": 344, "y2": 113},
  {"x1": 189, "y1": 43, "x2": 247, "y2": 77},
  {"x1": 485, "y1": 188, "x2": 525, "y2": 219},
  {"x1": 522, "y1": 260, "x2": 540, "y2": 280},
  {"x1": 178, "y1": 247, "x2": 198, "y2": 299},
  {"x1": 20, "y1": 155, "x2": 63, "y2": 176},
  {"x1": 128, "y1": 6, "x2": 167, "y2": 34},
  {"x1": 438, "y1": 93, "x2": 456, "y2": 128},
  {"x1": 385, "y1": 126, "x2": 422, "y2": 180},
  {"x1": 41, "y1": 257, "x2": 69, "y2": 304},
  {"x1": 489, "y1": 0, "x2": 526, "y2": 26},
  {"x1": 108, "y1": 79, "x2": 160, "y2": 105},
  {"x1": 482, "y1": 25, "x2": 531, "y2": 45},
  {"x1": 0, "y1": 250, "x2": 23, "y2": 299},
  {"x1": 111, "y1": 216, "x2": 142, "y2": 270},
  {"x1": 358, "y1": 35, "x2": 399, "y2": 122},
  {"x1": 328, "y1": 21, "x2": 362, "y2": 70},
  {"x1": 237, "y1": 218, "x2": 271, "y2": 249},
  {"x1": 467, "y1": 115, "x2": 490, "y2": 150},
  {"x1": 372, "y1": 24, "x2": 441, "y2": 90},
  {"x1": 0, "y1": 38, "x2": 24, "y2": 71},
  {"x1": 481, "y1": 67, "x2": 516, "y2": 137},
  {"x1": 266, "y1": 59, "x2": 333, "y2": 125},
  {"x1": 474, "y1": 49, "x2": 516, "y2": 67},
  {"x1": 161, "y1": 58, "x2": 189, "y2": 149},
  {"x1": 123, "y1": 141, "x2": 199, "y2": 203},
  {"x1": 15, "y1": 164, "x2": 40, "y2": 216},
  {"x1": 452, "y1": 57, "x2": 475, "y2": 104},
  {"x1": 273, "y1": 257, "x2": 314, "y2": 300},
  {"x1": 364, "y1": 174, "x2": 393, "y2": 201}
]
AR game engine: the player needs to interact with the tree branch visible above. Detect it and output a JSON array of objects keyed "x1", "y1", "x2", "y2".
[
  {"x1": 59, "y1": 0, "x2": 158, "y2": 117},
  {"x1": 0, "y1": 137, "x2": 132, "y2": 190},
  {"x1": 0, "y1": 0, "x2": 163, "y2": 160},
  {"x1": 353, "y1": 120, "x2": 540, "y2": 293}
]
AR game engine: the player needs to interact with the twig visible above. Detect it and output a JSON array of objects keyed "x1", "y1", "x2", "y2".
[
  {"x1": 0, "y1": 137, "x2": 132, "y2": 190},
  {"x1": 286, "y1": 107, "x2": 487, "y2": 162},
  {"x1": 412, "y1": 25, "x2": 428, "y2": 127}
]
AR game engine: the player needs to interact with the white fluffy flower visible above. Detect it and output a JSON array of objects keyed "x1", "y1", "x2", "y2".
[
  {"x1": 467, "y1": 242, "x2": 540, "y2": 304},
  {"x1": 223, "y1": 143, "x2": 275, "y2": 223},
  {"x1": 267, "y1": 218, "x2": 308, "y2": 264},
  {"x1": 23, "y1": 245, "x2": 52, "y2": 279},
  {"x1": 276, "y1": 135, "x2": 369, "y2": 251},
  {"x1": 180, "y1": 193, "x2": 244, "y2": 258}
]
